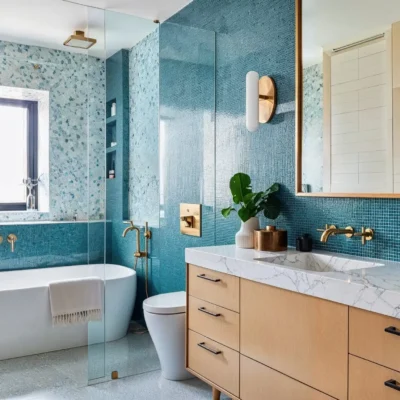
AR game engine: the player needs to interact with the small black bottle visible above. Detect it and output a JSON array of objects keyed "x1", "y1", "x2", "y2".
[{"x1": 296, "y1": 234, "x2": 313, "y2": 252}]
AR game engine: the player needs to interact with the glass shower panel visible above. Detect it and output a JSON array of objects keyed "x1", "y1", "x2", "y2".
[
  {"x1": 158, "y1": 22, "x2": 216, "y2": 293},
  {"x1": 101, "y1": 10, "x2": 160, "y2": 382},
  {"x1": 87, "y1": 6, "x2": 107, "y2": 384}
]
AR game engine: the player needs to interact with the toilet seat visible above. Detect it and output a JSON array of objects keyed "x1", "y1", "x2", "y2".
[{"x1": 143, "y1": 291, "x2": 186, "y2": 315}]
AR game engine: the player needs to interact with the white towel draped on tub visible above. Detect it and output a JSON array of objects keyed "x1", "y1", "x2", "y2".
[{"x1": 49, "y1": 277, "x2": 104, "y2": 326}]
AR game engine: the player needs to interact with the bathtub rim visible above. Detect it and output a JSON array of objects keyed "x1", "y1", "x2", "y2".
[{"x1": 0, "y1": 263, "x2": 136, "y2": 292}]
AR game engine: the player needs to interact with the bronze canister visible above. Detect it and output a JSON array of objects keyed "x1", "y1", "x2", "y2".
[{"x1": 254, "y1": 226, "x2": 288, "y2": 252}]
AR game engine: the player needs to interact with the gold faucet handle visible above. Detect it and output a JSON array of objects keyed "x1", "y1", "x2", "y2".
[
  {"x1": 181, "y1": 216, "x2": 194, "y2": 228},
  {"x1": 123, "y1": 220, "x2": 134, "y2": 227},
  {"x1": 7, "y1": 234, "x2": 17, "y2": 253},
  {"x1": 0, "y1": 235, "x2": 3, "y2": 245},
  {"x1": 354, "y1": 227, "x2": 374, "y2": 245},
  {"x1": 317, "y1": 224, "x2": 337, "y2": 232}
]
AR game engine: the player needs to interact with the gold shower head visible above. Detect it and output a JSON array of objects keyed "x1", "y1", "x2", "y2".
[{"x1": 63, "y1": 30, "x2": 97, "y2": 50}]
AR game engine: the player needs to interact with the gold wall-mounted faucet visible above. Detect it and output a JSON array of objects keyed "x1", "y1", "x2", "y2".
[
  {"x1": 317, "y1": 225, "x2": 374, "y2": 245},
  {"x1": 7, "y1": 234, "x2": 17, "y2": 252}
]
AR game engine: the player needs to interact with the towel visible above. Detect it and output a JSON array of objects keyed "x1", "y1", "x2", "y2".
[{"x1": 49, "y1": 277, "x2": 104, "y2": 326}]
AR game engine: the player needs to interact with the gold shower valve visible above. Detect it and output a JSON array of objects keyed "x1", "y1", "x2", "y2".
[{"x1": 180, "y1": 204, "x2": 202, "y2": 237}]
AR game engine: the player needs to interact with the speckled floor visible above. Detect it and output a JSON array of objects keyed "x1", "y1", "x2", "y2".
[
  {"x1": 0, "y1": 332, "x2": 160, "y2": 399},
  {"x1": 4, "y1": 370, "x2": 230, "y2": 400},
  {"x1": 0, "y1": 332, "x2": 230, "y2": 400}
]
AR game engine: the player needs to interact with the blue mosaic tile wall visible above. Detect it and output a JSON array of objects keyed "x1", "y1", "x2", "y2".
[
  {"x1": 156, "y1": 22, "x2": 216, "y2": 295},
  {"x1": 0, "y1": 222, "x2": 107, "y2": 272},
  {"x1": 113, "y1": 0, "x2": 400, "y2": 320},
  {"x1": 0, "y1": 41, "x2": 107, "y2": 272},
  {"x1": 168, "y1": 0, "x2": 400, "y2": 263},
  {"x1": 0, "y1": 40, "x2": 105, "y2": 222},
  {"x1": 129, "y1": 30, "x2": 160, "y2": 226}
]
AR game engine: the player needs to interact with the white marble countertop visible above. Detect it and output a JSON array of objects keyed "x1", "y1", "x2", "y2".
[{"x1": 185, "y1": 245, "x2": 400, "y2": 319}]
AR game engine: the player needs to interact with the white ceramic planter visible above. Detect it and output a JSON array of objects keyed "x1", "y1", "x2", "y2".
[{"x1": 235, "y1": 217, "x2": 260, "y2": 249}]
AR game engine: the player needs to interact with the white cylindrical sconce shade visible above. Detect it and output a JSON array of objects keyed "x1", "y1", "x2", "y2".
[{"x1": 246, "y1": 71, "x2": 259, "y2": 132}]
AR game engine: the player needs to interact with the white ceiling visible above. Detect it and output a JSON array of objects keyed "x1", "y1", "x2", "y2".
[
  {"x1": 0, "y1": 0, "x2": 192, "y2": 58},
  {"x1": 64, "y1": 0, "x2": 192, "y2": 22},
  {"x1": 303, "y1": 0, "x2": 400, "y2": 66}
]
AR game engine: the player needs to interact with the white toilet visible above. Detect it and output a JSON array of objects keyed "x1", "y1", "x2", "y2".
[{"x1": 143, "y1": 291, "x2": 192, "y2": 381}]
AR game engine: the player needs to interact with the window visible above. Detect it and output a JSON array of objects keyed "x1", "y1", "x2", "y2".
[{"x1": 0, "y1": 97, "x2": 38, "y2": 211}]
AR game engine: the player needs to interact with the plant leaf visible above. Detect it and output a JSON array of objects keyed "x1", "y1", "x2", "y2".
[
  {"x1": 243, "y1": 192, "x2": 254, "y2": 204},
  {"x1": 230, "y1": 173, "x2": 252, "y2": 204},
  {"x1": 221, "y1": 207, "x2": 236, "y2": 218},
  {"x1": 238, "y1": 207, "x2": 252, "y2": 223},
  {"x1": 265, "y1": 183, "x2": 280, "y2": 195},
  {"x1": 262, "y1": 195, "x2": 281, "y2": 220}
]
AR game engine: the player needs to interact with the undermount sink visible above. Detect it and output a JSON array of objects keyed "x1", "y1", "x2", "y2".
[{"x1": 254, "y1": 252, "x2": 384, "y2": 273}]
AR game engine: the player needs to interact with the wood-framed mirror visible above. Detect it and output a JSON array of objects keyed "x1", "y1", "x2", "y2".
[{"x1": 296, "y1": 0, "x2": 400, "y2": 198}]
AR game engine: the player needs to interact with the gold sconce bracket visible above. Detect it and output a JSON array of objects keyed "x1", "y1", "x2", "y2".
[
  {"x1": 180, "y1": 204, "x2": 202, "y2": 237},
  {"x1": 259, "y1": 76, "x2": 277, "y2": 123}
]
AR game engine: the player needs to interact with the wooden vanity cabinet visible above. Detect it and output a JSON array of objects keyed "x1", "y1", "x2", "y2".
[
  {"x1": 240, "y1": 355, "x2": 336, "y2": 400},
  {"x1": 240, "y1": 279, "x2": 348, "y2": 400},
  {"x1": 186, "y1": 264, "x2": 400, "y2": 400}
]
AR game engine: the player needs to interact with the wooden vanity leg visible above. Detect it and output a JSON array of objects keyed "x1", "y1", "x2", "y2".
[{"x1": 212, "y1": 387, "x2": 221, "y2": 400}]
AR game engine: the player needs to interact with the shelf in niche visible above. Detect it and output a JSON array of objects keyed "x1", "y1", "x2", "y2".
[
  {"x1": 106, "y1": 116, "x2": 117, "y2": 125},
  {"x1": 106, "y1": 145, "x2": 118, "y2": 154}
]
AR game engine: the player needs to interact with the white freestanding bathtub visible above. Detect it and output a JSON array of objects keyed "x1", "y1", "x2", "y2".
[{"x1": 0, "y1": 264, "x2": 136, "y2": 361}]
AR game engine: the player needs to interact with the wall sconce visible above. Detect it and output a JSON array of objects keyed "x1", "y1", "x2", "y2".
[{"x1": 246, "y1": 72, "x2": 277, "y2": 132}]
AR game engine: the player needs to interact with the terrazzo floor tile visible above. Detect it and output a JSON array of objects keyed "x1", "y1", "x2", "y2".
[
  {"x1": 0, "y1": 332, "x2": 161, "y2": 400},
  {"x1": 6, "y1": 371, "x2": 231, "y2": 400}
]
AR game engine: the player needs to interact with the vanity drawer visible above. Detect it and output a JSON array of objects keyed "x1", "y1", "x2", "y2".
[
  {"x1": 188, "y1": 264, "x2": 239, "y2": 312},
  {"x1": 241, "y1": 355, "x2": 335, "y2": 400},
  {"x1": 240, "y1": 279, "x2": 348, "y2": 400},
  {"x1": 188, "y1": 296, "x2": 239, "y2": 351},
  {"x1": 349, "y1": 355, "x2": 400, "y2": 400},
  {"x1": 187, "y1": 330, "x2": 239, "y2": 397},
  {"x1": 350, "y1": 307, "x2": 400, "y2": 371}
]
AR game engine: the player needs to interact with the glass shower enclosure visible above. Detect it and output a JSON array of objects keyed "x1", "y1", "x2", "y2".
[{"x1": 86, "y1": 9, "x2": 216, "y2": 386}]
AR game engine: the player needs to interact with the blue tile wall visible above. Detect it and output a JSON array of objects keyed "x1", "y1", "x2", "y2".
[
  {"x1": 0, "y1": 40, "x2": 105, "y2": 221},
  {"x1": 156, "y1": 22, "x2": 216, "y2": 294},
  {"x1": 0, "y1": 222, "x2": 107, "y2": 271},
  {"x1": 167, "y1": 0, "x2": 400, "y2": 263},
  {"x1": 112, "y1": 0, "x2": 400, "y2": 320}
]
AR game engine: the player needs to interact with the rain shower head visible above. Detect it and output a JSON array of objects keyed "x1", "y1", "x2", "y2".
[{"x1": 63, "y1": 30, "x2": 96, "y2": 50}]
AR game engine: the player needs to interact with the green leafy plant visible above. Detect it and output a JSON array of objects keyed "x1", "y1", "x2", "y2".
[{"x1": 221, "y1": 173, "x2": 281, "y2": 223}]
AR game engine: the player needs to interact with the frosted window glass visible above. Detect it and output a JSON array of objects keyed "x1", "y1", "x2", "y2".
[{"x1": 0, "y1": 105, "x2": 27, "y2": 203}]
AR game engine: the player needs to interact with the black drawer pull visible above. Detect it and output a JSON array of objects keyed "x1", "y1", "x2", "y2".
[
  {"x1": 197, "y1": 273, "x2": 221, "y2": 283},
  {"x1": 198, "y1": 342, "x2": 222, "y2": 355},
  {"x1": 385, "y1": 326, "x2": 400, "y2": 336},
  {"x1": 198, "y1": 307, "x2": 221, "y2": 317},
  {"x1": 385, "y1": 379, "x2": 400, "y2": 392}
]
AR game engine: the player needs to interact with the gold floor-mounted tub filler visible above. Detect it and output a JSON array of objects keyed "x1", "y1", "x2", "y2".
[{"x1": 254, "y1": 226, "x2": 288, "y2": 252}]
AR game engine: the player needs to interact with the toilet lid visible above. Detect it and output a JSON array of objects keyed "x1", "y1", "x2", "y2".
[{"x1": 143, "y1": 291, "x2": 186, "y2": 315}]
